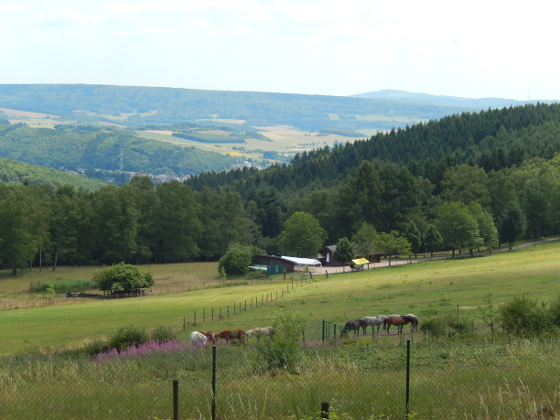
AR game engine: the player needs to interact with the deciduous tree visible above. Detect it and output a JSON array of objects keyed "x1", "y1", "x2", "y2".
[{"x1": 278, "y1": 212, "x2": 326, "y2": 257}]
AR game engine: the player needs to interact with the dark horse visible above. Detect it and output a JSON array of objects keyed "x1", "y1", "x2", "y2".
[
  {"x1": 403, "y1": 314, "x2": 419, "y2": 332},
  {"x1": 340, "y1": 319, "x2": 366, "y2": 337}
]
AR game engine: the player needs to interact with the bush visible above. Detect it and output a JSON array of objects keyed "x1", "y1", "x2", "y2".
[
  {"x1": 30, "y1": 279, "x2": 92, "y2": 293},
  {"x1": 420, "y1": 317, "x2": 446, "y2": 339},
  {"x1": 257, "y1": 310, "x2": 305, "y2": 372},
  {"x1": 548, "y1": 295, "x2": 560, "y2": 328},
  {"x1": 498, "y1": 294, "x2": 551, "y2": 337},
  {"x1": 218, "y1": 244, "x2": 263, "y2": 276},
  {"x1": 108, "y1": 325, "x2": 149, "y2": 352},
  {"x1": 150, "y1": 326, "x2": 177, "y2": 342},
  {"x1": 93, "y1": 263, "x2": 154, "y2": 293}
]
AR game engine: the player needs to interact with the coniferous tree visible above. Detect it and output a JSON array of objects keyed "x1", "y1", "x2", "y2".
[{"x1": 499, "y1": 203, "x2": 527, "y2": 249}]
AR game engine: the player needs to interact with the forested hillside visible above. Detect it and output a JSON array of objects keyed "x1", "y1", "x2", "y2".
[
  {"x1": 0, "y1": 120, "x2": 238, "y2": 178},
  {"x1": 0, "y1": 158, "x2": 105, "y2": 190},
  {"x1": 0, "y1": 84, "x2": 470, "y2": 132},
  {"x1": 2, "y1": 103, "x2": 560, "y2": 274}
]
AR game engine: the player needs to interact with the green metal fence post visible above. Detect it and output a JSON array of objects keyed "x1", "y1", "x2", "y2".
[
  {"x1": 173, "y1": 380, "x2": 179, "y2": 420},
  {"x1": 321, "y1": 401, "x2": 330, "y2": 419},
  {"x1": 212, "y1": 345, "x2": 217, "y2": 420},
  {"x1": 406, "y1": 339, "x2": 411, "y2": 417}
]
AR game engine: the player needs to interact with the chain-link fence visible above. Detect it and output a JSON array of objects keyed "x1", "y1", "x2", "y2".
[{"x1": 2, "y1": 339, "x2": 559, "y2": 419}]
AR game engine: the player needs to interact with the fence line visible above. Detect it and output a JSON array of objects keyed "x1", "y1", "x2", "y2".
[
  {"x1": 4, "y1": 339, "x2": 559, "y2": 419},
  {"x1": 186, "y1": 272, "x2": 315, "y2": 329}
]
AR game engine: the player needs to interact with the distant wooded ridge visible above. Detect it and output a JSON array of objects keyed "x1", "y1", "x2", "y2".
[
  {"x1": 0, "y1": 103, "x2": 560, "y2": 273},
  {"x1": 0, "y1": 84, "x2": 546, "y2": 133}
]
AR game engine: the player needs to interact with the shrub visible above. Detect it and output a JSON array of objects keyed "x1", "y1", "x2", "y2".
[
  {"x1": 420, "y1": 317, "x2": 446, "y2": 339},
  {"x1": 497, "y1": 294, "x2": 551, "y2": 337},
  {"x1": 30, "y1": 279, "x2": 93, "y2": 293},
  {"x1": 150, "y1": 326, "x2": 177, "y2": 342},
  {"x1": 218, "y1": 244, "x2": 263, "y2": 276},
  {"x1": 257, "y1": 310, "x2": 305, "y2": 372},
  {"x1": 549, "y1": 296, "x2": 560, "y2": 328},
  {"x1": 108, "y1": 325, "x2": 149, "y2": 352},
  {"x1": 93, "y1": 263, "x2": 154, "y2": 293}
]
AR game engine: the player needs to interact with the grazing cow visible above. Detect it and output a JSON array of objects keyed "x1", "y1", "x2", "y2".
[{"x1": 190, "y1": 331, "x2": 208, "y2": 346}]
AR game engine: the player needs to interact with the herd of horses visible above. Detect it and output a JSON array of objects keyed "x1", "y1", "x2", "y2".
[
  {"x1": 190, "y1": 326, "x2": 274, "y2": 347},
  {"x1": 341, "y1": 314, "x2": 419, "y2": 337},
  {"x1": 189, "y1": 314, "x2": 418, "y2": 346}
]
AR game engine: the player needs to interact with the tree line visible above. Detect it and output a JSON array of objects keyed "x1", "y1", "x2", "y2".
[{"x1": 2, "y1": 104, "x2": 560, "y2": 274}]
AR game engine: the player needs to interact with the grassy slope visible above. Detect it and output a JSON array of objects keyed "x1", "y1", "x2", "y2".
[{"x1": 1, "y1": 241, "x2": 559, "y2": 356}]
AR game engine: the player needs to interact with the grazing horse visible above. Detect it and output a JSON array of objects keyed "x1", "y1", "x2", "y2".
[
  {"x1": 340, "y1": 319, "x2": 365, "y2": 337},
  {"x1": 403, "y1": 314, "x2": 419, "y2": 332},
  {"x1": 384, "y1": 315, "x2": 411, "y2": 334},
  {"x1": 246, "y1": 326, "x2": 274, "y2": 340},
  {"x1": 216, "y1": 329, "x2": 246, "y2": 344},
  {"x1": 361, "y1": 315, "x2": 387, "y2": 334},
  {"x1": 190, "y1": 331, "x2": 208, "y2": 346},
  {"x1": 198, "y1": 330, "x2": 216, "y2": 344}
]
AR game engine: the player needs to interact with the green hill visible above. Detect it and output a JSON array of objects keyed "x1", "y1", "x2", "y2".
[
  {"x1": 0, "y1": 157, "x2": 105, "y2": 190},
  {"x1": 0, "y1": 121, "x2": 240, "y2": 178},
  {"x1": 0, "y1": 84, "x2": 471, "y2": 132}
]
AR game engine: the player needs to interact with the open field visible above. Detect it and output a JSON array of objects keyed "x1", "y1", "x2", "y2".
[
  {"x1": 137, "y1": 126, "x2": 358, "y2": 157},
  {"x1": 1, "y1": 240, "x2": 560, "y2": 356}
]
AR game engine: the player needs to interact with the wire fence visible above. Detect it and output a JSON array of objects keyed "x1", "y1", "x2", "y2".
[{"x1": 2, "y1": 339, "x2": 559, "y2": 419}]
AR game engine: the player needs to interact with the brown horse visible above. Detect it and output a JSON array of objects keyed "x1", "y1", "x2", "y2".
[
  {"x1": 216, "y1": 329, "x2": 246, "y2": 344},
  {"x1": 198, "y1": 330, "x2": 216, "y2": 344},
  {"x1": 385, "y1": 315, "x2": 411, "y2": 334}
]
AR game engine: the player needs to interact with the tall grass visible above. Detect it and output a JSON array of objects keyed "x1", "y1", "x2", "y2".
[{"x1": 2, "y1": 340, "x2": 560, "y2": 419}]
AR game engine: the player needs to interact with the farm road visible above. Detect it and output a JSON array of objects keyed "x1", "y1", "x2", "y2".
[{"x1": 315, "y1": 237, "x2": 559, "y2": 276}]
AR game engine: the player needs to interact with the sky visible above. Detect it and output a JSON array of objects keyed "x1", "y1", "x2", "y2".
[{"x1": 1, "y1": 0, "x2": 559, "y2": 101}]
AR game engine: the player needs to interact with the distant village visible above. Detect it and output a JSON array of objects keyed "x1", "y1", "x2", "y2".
[{"x1": 63, "y1": 159, "x2": 258, "y2": 185}]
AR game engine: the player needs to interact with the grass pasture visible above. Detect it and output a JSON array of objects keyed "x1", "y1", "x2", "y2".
[
  {"x1": 3, "y1": 241, "x2": 560, "y2": 418},
  {"x1": 1, "y1": 240, "x2": 560, "y2": 356}
]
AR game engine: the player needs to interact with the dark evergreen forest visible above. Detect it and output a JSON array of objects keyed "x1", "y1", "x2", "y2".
[{"x1": 2, "y1": 103, "x2": 560, "y2": 273}]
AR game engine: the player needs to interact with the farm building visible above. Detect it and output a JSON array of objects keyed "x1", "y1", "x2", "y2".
[
  {"x1": 319, "y1": 245, "x2": 382, "y2": 266},
  {"x1": 254, "y1": 255, "x2": 322, "y2": 273}
]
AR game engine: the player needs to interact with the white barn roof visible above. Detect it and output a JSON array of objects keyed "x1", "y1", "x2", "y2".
[{"x1": 281, "y1": 256, "x2": 322, "y2": 266}]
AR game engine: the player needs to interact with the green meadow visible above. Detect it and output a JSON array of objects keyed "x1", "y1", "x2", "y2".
[
  {"x1": 1, "y1": 240, "x2": 559, "y2": 356},
  {"x1": 3, "y1": 241, "x2": 560, "y2": 419}
]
